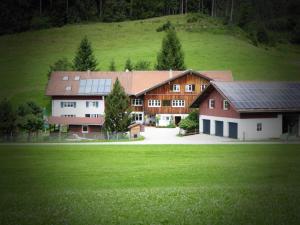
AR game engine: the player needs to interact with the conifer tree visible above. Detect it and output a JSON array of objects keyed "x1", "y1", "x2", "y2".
[
  {"x1": 109, "y1": 59, "x2": 116, "y2": 71},
  {"x1": 156, "y1": 29, "x2": 186, "y2": 70},
  {"x1": 73, "y1": 36, "x2": 98, "y2": 71},
  {"x1": 124, "y1": 58, "x2": 133, "y2": 71},
  {"x1": 105, "y1": 78, "x2": 131, "y2": 133}
]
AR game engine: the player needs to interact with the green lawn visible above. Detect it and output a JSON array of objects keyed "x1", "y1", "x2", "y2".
[
  {"x1": 0, "y1": 14, "x2": 299, "y2": 107},
  {"x1": 0, "y1": 144, "x2": 300, "y2": 225}
]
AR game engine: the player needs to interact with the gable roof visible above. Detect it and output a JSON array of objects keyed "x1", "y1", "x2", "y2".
[
  {"x1": 191, "y1": 81, "x2": 300, "y2": 112},
  {"x1": 46, "y1": 70, "x2": 233, "y2": 96}
]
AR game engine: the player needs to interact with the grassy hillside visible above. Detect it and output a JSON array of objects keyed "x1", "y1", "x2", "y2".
[
  {"x1": 0, "y1": 14, "x2": 299, "y2": 106},
  {"x1": 1, "y1": 144, "x2": 300, "y2": 225}
]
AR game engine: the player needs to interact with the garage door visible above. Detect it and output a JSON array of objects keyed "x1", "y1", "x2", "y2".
[
  {"x1": 215, "y1": 121, "x2": 224, "y2": 137},
  {"x1": 203, "y1": 119, "x2": 210, "y2": 134},
  {"x1": 229, "y1": 122, "x2": 238, "y2": 139}
]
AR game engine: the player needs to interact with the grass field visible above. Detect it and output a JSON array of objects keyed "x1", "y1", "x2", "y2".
[
  {"x1": 0, "y1": 14, "x2": 299, "y2": 107},
  {"x1": 0, "y1": 144, "x2": 300, "y2": 225}
]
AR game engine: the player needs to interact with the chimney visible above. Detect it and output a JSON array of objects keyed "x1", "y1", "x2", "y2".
[{"x1": 169, "y1": 69, "x2": 173, "y2": 79}]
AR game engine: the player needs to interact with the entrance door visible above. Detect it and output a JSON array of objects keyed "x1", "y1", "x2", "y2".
[
  {"x1": 175, "y1": 116, "x2": 181, "y2": 126},
  {"x1": 228, "y1": 122, "x2": 238, "y2": 139},
  {"x1": 203, "y1": 119, "x2": 211, "y2": 134},
  {"x1": 215, "y1": 121, "x2": 224, "y2": 137}
]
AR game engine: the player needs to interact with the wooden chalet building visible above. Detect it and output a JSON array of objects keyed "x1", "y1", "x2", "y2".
[{"x1": 46, "y1": 70, "x2": 232, "y2": 133}]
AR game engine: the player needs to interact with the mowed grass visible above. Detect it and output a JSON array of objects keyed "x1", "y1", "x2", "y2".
[
  {"x1": 0, "y1": 144, "x2": 300, "y2": 225},
  {"x1": 0, "y1": 15, "x2": 299, "y2": 106}
]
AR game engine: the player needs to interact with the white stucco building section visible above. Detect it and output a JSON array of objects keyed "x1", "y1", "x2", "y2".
[
  {"x1": 199, "y1": 114, "x2": 283, "y2": 140},
  {"x1": 157, "y1": 114, "x2": 188, "y2": 126},
  {"x1": 52, "y1": 99, "x2": 105, "y2": 117}
]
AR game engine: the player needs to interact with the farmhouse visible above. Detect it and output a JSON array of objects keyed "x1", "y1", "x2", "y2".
[
  {"x1": 190, "y1": 81, "x2": 300, "y2": 140},
  {"x1": 46, "y1": 70, "x2": 232, "y2": 133}
]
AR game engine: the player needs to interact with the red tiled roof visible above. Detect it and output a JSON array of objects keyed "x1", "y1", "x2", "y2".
[
  {"x1": 48, "y1": 116, "x2": 104, "y2": 125},
  {"x1": 46, "y1": 70, "x2": 233, "y2": 96}
]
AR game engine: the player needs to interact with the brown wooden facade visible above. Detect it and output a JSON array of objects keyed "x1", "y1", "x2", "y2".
[{"x1": 130, "y1": 72, "x2": 210, "y2": 115}]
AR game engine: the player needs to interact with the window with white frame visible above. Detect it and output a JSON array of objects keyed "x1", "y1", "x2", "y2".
[
  {"x1": 172, "y1": 100, "x2": 185, "y2": 107},
  {"x1": 82, "y1": 125, "x2": 88, "y2": 133},
  {"x1": 185, "y1": 84, "x2": 195, "y2": 92},
  {"x1": 60, "y1": 102, "x2": 76, "y2": 108},
  {"x1": 85, "y1": 114, "x2": 100, "y2": 118},
  {"x1": 201, "y1": 84, "x2": 207, "y2": 91},
  {"x1": 148, "y1": 100, "x2": 161, "y2": 107},
  {"x1": 61, "y1": 114, "x2": 76, "y2": 118},
  {"x1": 132, "y1": 113, "x2": 143, "y2": 122},
  {"x1": 257, "y1": 123, "x2": 262, "y2": 131},
  {"x1": 223, "y1": 100, "x2": 229, "y2": 110},
  {"x1": 209, "y1": 99, "x2": 215, "y2": 109},
  {"x1": 86, "y1": 101, "x2": 99, "y2": 108},
  {"x1": 132, "y1": 99, "x2": 143, "y2": 106},
  {"x1": 62, "y1": 76, "x2": 69, "y2": 81},
  {"x1": 172, "y1": 84, "x2": 180, "y2": 92}
]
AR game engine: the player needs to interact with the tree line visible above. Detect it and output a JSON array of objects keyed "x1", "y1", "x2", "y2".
[{"x1": 1, "y1": 0, "x2": 299, "y2": 43}]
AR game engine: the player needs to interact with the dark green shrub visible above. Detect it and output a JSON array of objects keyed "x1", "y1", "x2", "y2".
[
  {"x1": 179, "y1": 118, "x2": 198, "y2": 131},
  {"x1": 156, "y1": 21, "x2": 174, "y2": 32}
]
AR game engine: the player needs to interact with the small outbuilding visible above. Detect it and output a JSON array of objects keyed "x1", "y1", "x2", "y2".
[
  {"x1": 191, "y1": 81, "x2": 300, "y2": 140},
  {"x1": 128, "y1": 123, "x2": 144, "y2": 139}
]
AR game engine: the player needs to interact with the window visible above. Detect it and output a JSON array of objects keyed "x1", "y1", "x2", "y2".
[
  {"x1": 162, "y1": 100, "x2": 171, "y2": 106},
  {"x1": 75, "y1": 76, "x2": 80, "y2": 80},
  {"x1": 209, "y1": 99, "x2": 215, "y2": 109},
  {"x1": 60, "y1": 102, "x2": 76, "y2": 108},
  {"x1": 65, "y1": 86, "x2": 72, "y2": 91},
  {"x1": 201, "y1": 84, "x2": 207, "y2": 91},
  {"x1": 86, "y1": 114, "x2": 100, "y2": 118},
  {"x1": 132, "y1": 99, "x2": 143, "y2": 106},
  {"x1": 86, "y1": 101, "x2": 99, "y2": 108},
  {"x1": 171, "y1": 100, "x2": 185, "y2": 107},
  {"x1": 185, "y1": 84, "x2": 195, "y2": 92},
  {"x1": 148, "y1": 100, "x2": 161, "y2": 107},
  {"x1": 132, "y1": 113, "x2": 143, "y2": 122},
  {"x1": 223, "y1": 100, "x2": 229, "y2": 110},
  {"x1": 62, "y1": 76, "x2": 69, "y2": 81},
  {"x1": 257, "y1": 123, "x2": 262, "y2": 131},
  {"x1": 61, "y1": 115, "x2": 75, "y2": 118},
  {"x1": 172, "y1": 84, "x2": 180, "y2": 92},
  {"x1": 82, "y1": 125, "x2": 88, "y2": 133}
]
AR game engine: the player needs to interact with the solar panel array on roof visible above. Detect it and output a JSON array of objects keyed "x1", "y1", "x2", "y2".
[
  {"x1": 78, "y1": 79, "x2": 112, "y2": 95},
  {"x1": 213, "y1": 82, "x2": 300, "y2": 111}
]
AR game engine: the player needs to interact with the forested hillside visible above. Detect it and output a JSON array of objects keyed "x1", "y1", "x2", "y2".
[{"x1": 1, "y1": 0, "x2": 300, "y2": 45}]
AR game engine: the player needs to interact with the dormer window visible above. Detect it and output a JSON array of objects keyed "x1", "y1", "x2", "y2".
[
  {"x1": 65, "y1": 86, "x2": 72, "y2": 91},
  {"x1": 172, "y1": 84, "x2": 180, "y2": 92},
  {"x1": 63, "y1": 76, "x2": 69, "y2": 81},
  {"x1": 75, "y1": 76, "x2": 80, "y2": 80},
  {"x1": 209, "y1": 99, "x2": 215, "y2": 109},
  {"x1": 223, "y1": 100, "x2": 229, "y2": 110}
]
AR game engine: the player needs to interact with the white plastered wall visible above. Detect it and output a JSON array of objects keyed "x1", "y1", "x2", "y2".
[
  {"x1": 157, "y1": 114, "x2": 188, "y2": 126},
  {"x1": 52, "y1": 99, "x2": 105, "y2": 117},
  {"x1": 199, "y1": 114, "x2": 283, "y2": 140}
]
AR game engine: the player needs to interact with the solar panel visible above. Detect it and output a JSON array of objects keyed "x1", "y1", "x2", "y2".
[
  {"x1": 78, "y1": 79, "x2": 112, "y2": 95},
  {"x1": 214, "y1": 82, "x2": 300, "y2": 111}
]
